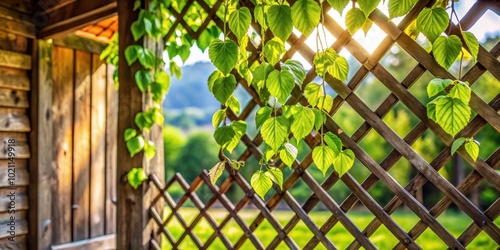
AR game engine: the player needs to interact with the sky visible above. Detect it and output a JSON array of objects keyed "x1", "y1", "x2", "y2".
[{"x1": 170, "y1": 0, "x2": 500, "y2": 68}]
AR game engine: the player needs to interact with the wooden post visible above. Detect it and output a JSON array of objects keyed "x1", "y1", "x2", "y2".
[{"x1": 116, "y1": 0, "x2": 164, "y2": 249}]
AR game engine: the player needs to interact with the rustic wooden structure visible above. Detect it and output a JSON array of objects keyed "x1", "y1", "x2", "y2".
[{"x1": 0, "y1": 0, "x2": 497, "y2": 249}]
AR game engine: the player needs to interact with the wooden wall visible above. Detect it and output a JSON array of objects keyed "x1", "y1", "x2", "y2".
[
  {"x1": 35, "y1": 42, "x2": 118, "y2": 249},
  {"x1": 0, "y1": 1, "x2": 33, "y2": 249}
]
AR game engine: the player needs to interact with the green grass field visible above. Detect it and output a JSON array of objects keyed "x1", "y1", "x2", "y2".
[{"x1": 161, "y1": 208, "x2": 499, "y2": 249}]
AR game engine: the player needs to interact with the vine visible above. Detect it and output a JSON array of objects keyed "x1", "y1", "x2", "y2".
[{"x1": 100, "y1": 0, "x2": 483, "y2": 191}]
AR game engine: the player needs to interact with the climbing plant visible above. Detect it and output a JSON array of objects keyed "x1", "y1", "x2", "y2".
[{"x1": 101, "y1": 0, "x2": 482, "y2": 193}]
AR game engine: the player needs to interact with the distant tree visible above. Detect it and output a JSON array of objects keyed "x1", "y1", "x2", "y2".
[{"x1": 163, "y1": 126, "x2": 187, "y2": 180}]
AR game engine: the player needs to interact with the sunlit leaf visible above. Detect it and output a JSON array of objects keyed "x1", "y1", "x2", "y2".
[{"x1": 251, "y1": 170, "x2": 273, "y2": 199}]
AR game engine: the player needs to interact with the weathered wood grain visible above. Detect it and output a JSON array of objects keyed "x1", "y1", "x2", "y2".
[
  {"x1": 0, "y1": 108, "x2": 30, "y2": 132},
  {"x1": 0, "y1": 88, "x2": 29, "y2": 108},
  {"x1": 0, "y1": 66, "x2": 30, "y2": 91},
  {"x1": 0, "y1": 49, "x2": 31, "y2": 70},
  {"x1": 51, "y1": 234, "x2": 115, "y2": 250},
  {"x1": 72, "y1": 49, "x2": 91, "y2": 241},
  {"x1": 105, "y1": 64, "x2": 117, "y2": 234}
]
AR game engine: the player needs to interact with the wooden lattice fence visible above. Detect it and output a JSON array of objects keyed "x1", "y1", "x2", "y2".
[{"x1": 148, "y1": 0, "x2": 500, "y2": 249}]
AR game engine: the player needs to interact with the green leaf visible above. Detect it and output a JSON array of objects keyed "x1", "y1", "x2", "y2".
[
  {"x1": 125, "y1": 45, "x2": 141, "y2": 65},
  {"x1": 131, "y1": 19, "x2": 145, "y2": 41},
  {"x1": 196, "y1": 29, "x2": 212, "y2": 52},
  {"x1": 427, "y1": 78, "x2": 452, "y2": 97},
  {"x1": 267, "y1": 69, "x2": 295, "y2": 104},
  {"x1": 144, "y1": 140, "x2": 156, "y2": 160},
  {"x1": 263, "y1": 37, "x2": 285, "y2": 65},
  {"x1": 346, "y1": 8, "x2": 367, "y2": 35},
  {"x1": 135, "y1": 70, "x2": 151, "y2": 92},
  {"x1": 212, "y1": 109, "x2": 226, "y2": 128},
  {"x1": 124, "y1": 128, "x2": 137, "y2": 141},
  {"x1": 324, "y1": 132, "x2": 342, "y2": 156},
  {"x1": 254, "y1": 4, "x2": 268, "y2": 30},
  {"x1": 135, "y1": 112, "x2": 154, "y2": 131},
  {"x1": 317, "y1": 95, "x2": 333, "y2": 112},
  {"x1": 433, "y1": 35, "x2": 462, "y2": 70},
  {"x1": 256, "y1": 106, "x2": 273, "y2": 129},
  {"x1": 464, "y1": 140, "x2": 479, "y2": 161},
  {"x1": 133, "y1": 0, "x2": 141, "y2": 10},
  {"x1": 137, "y1": 47, "x2": 156, "y2": 69},
  {"x1": 427, "y1": 97, "x2": 441, "y2": 122},
  {"x1": 208, "y1": 161, "x2": 226, "y2": 185},
  {"x1": 313, "y1": 145, "x2": 335, "y2": 176},
  {"x1": 252, "y1": 63, "x2": 274, "y2": 89},
  {"x1": 388, "y1": 0, "x2": 417, "y2": 19},
  {"x1": 291, "y1": 0, "x2": 321, "y2": 36},
  {"x1": 178, "y1": 44, "x2": 191, "y2": 63},
  {"x1": 226, "y1": 120, "x2": 246, "y2": 152},
  {"x1": 229, "y1": 7, "x2": 252, "y2": 42},
  {"x1": 449, "y1": 81, "x2": 471, "y2": 104},
  {"x1": 451, "y1": 137, "x2": 466, "y2": 155},
  {"x1": 266, "y1": 167, "x2": 283, "y2": 189},
  {"x1": 267, "y1": 4, "x2": 293, "y2": 42},
  {"x1": 213, "y1": 75, "x2": 236, "y2": 104},
  {"x1": 357, "y1": 0, "x2": 380, "y2": 16},
  {"x1": 170, "y1": 61, "x2": 182, "y2": 79},
  {"x1": 280, "y1": 142, "x2": 298, "y2": 167},
  {"x1": 251, "y1": 170, "x2": 273, "y2": 199},
  {"x1": 361, "y1": 18, "x2": 373, "y2": 36},
  {"x1": 208, "y1": 70, "x2": 221, "y2": 92},
  {"x1": 127, "y1": 168, "x2": 148, "y2": 189},
  {"x1": 416, "y1": 7, "x2": 449, "y2": 43},
  {"x1": 304, "y1": 83, "x2": 323, "y2": 107},
  {"x1": 126, "y1": 135, "x2": 145, "y2": 157},
  {"x1": 209, "y1": 39, "x2": 239, "y2": 75},
  {"x1": 462, "y1": 31, "x2": 479, "y2": 61},
  {"x1": 226, "y1": 95, "x2": 241, "y2": 114},
  {"x1": 282, "y1": 60, "x2": 306, "y2": 85},
  {"x1": 214, "y1": 126, "x2": 235, "y2": 149},
  {"x1": 328, "y1": 55, "x2": 349, "y2": 82},
  {"x1": 261, "y1": 116, "x2": 289, "y2": 150},
  {"x1": 434, "y1": 96, "x2": 471, "y2": 136},
  {"x1": 155, "y1": 70, "x2": 171, "y2": 90},
  {"x1": 313, "y1": 109, "x2": 326, "y2": 131},
  {"x1": 291, "y1": 107, "x2": 315, "y2": 140},
  {"x1": 314, "y1": 48, "x2": 337, "y2": 77},
  {"x1": 327, "y1": 0, "x2": 349, "y2": 15},
  {"x1": 333, "y1": 149, "x2": 355, "y2": 177}
]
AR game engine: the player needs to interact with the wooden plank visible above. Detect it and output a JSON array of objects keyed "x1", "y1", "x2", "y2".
[
  {"x1": 0, "y1": 66, "x2": 30, "y2": 91},
  {"x1": 0, "y1": 219, "x2": 28, "y2": 239},
  {"x1": 0, "y1": 235, "x2": 26, "y2": 249},
  {"x1": 0, "y1": 49, "x2": 31, "y2": 70},
  {"x1": 0, "y1": 16, "x2": 35, "y2": 39},
  {"x1": 51, "y1": 234, "x2": 115, "y2": 250},
  {"x1": 0, "y1": 166, "x2": 28, "y2": 188},
  {"x1": 51, "y1": 45, "x2": 74, "y2": 245},
  {"x1": 0, "y1": 133, "x2": 29, "y2": 159},
  {"x1": 53, "y1": 34, "x2": 108, "y2": 54},
  {"x1": 38, "y1": 0, "x2": 117, "y2": 39},
  {"x1": 0, "y1": 108, "x2": 30, "y2": 132},
  {"x1": 90, "y1": 54, "x2": 106, "y2": 237},
  {"x1": 0, "y1": 88, "x2": 29, "y2": 108},
  {"x1": 0, "y1": 30, "x2": 28, "y2": 53},
  {"x1": 0, "y1": 0, "x2": 32, "y2": 14},
  {"x1": 0, "y1": 186, "x2": 28, "y2": 212},
  {"x1": 105, "y1": 64, "x2": 117, "y2": 234},
  {"x1": 29, "y1": 39, "x2": 53, "y2": 250},
  {"x1": 72, "y1": 49, "x2": 91, "y2": 241}
]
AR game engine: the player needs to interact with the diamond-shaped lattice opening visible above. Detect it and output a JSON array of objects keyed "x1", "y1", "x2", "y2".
[
  {"x1": 207, "y1": 207, "x2": 230, "y2": 226},
  {"x1": 367, "y1": 181, "x2": 397, "y2": 208},
  {"x1": 166, "y1": 214, "x2": 185, "y2": 242},
  {"x1": 368, "y1": 222, "x2": 400, "y2": 249},
  {"x1": 244, "y1": 105, "x2": 260, "y2": 138},
  {"x1": 380, "y1": 44, "x2": 420, "y2": 82},
  {"x1": 296, "y1": 138, "x2": 312, "y2": 162},
  {"x1": 288, "y1": 219, "x2": 318, "y2": 249},
  {"x1": 388, "y1": 157, "x2": 416, "y2": 187},
  {"x1": 177, "y1": 201, "x2": 198, "y2": 225},
  {"x1": 328, "y1": 177, "x2": 353, "y2": 204},
  {"x1": 195, "y1": 180, "x2": 215, "y2": 204},
  {"x1": 355, "y1": 73, "x2": 392, "y2": 112},
  {"x1": 421, "y1": 181, "x2": 445, "y2": 209},
  {"x1": 166, "y1": 181, "x2": 185, "y2": 202},
  {"x1": 468, "y1": 229, "x2": 499, "y2": 249},
  {"x1": 351, "y1": 20, "x2": 386, "y2": 55},
  {"x1": 252, "y1": 217, "x2": 279, "y2": 247},
  {"x1": 411, "y1": 129, "x2": 446, "y2": 164},
  {"x1": 475, "y1": 180, "x2": 499, "y2": 213},
  {"x1": 182, "y1": 2, "x2": 208, "y2": 33},
  {"x1": 291, "y1": 51, "x2": 313, "y2": 69},
  {"x1": 414, "y1": 227, "x2": 447, "y2": 249},
  {"x1": 390, "y1": 208, "x2": 419, "y2": 232},
  {"x1": 437, "y1": 209, "x2": 474, "y2": 238},
  {"x1": 178, "y1": 234, "x2": 199, "y2": 249},
  {"x1": 221, "y1": 217, "x2": 245, "y2": 245},
  {"x1": 325, "y1": 217, "x2": 356, "y2": 249},
  {"x1": 290, "y1": 177, "x2": 315, "y2": 207},
  {"x1": 348, "y1": 158, "x2": 372, "y2": 183},
  {"x1": 470, "y1": 72, "x2": 500, "y2": 105},
  {"x1": 358, "y1": 129, "x2": 395, "y2": 164},
  {"x1": 160, "y1": 233, "x2": 173, "y2": 249},
  {"x1": 270, "y1": 200, "x2": 292, "y2": 228},
  {"x1": 407, "y1": 70, "x2": 435, "y2": 104},
  {"x1": 171, "y1": 0, "x2": 187, "y2": 13},
  {"x1": 192, "y1": 216, "x2": 215, "y2": 244},
  {"x1": 225, "y1": 179, "x2": 247, "y2": 206},
  {"x1": 209, "y1": 236, "x2": 228, "y2": 249},
  {"x1": 331, "y1": 102, "x2": 364, "y2": 136},
  {"x1": 472, "y1": 123, "x2": 500, "y2": 159},
  {"x1": 383, "y1": 102, "x2": 421, "y2": 138}
]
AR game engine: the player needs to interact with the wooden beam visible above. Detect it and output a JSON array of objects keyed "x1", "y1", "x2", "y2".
[
  {"x1": 53, "y1": 34, "x2": 107, "y2": 54},
  {"x1": 37, "y1": 0, "x2": 117, "y2": 39},
  {"x1": 50, "y1": 234, "x2": 115, "y2": 250},
  {"x1": 116, "y1": 0, "x2": 164, "y2": 249}
]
